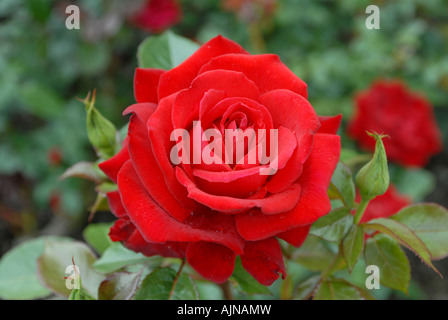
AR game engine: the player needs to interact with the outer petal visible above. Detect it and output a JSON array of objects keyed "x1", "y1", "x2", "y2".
[
  {"x1": 186, "y1": 241, "x2": 236, "y2": 284},
  {"x1": 277, "y1": 225, "x2": 311, "y2": 247},
  {"x1": 98, "y1": 138, "x2": 130, "y2": 183},
  {"x1": 240, "y1": 237, "x2": 286, "y2": 286},
  {"x1": 110, "y1": 219, "x2": 187, "y2": 259},
  {"x1": 105, "y1": 190, "x2": 127, "y2": 218},
  {"x1": 125, "y1": 230, "x2": 187, "y2": 259},
  {"x1": 117, "y1": 160, "x2": 245, "y2": 254},
  {"x1": 235, "y1": 133, "x2": 340, "y2": 240},
  {"x1": 199, "y1": 54, "x2": 308, "y2": 98},
  {"x1": 134, "y1": 68, "x2": 165, "y2": 103},
  {"x1": 147, "y1": 94, "x2": 196, "y2": 210},
  {"x1": 124, "y1": 102, "x2": 192, "y2": 221},
  {"x1": 158, "y1": 35, "x2": 248, "y2": 100},
  {"x1": 109, "y1": 218, "x2": 134, "y2": 242},
  {"x1": 318, "y1": 114, "x2": 342, "y2": 135}
]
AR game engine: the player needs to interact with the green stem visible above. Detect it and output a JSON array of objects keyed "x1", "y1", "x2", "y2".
[{"x1": 353, "y1": 197, "x2": 370, "y2": 225}]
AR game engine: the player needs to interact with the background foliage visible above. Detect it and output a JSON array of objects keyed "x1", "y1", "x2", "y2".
[{"x1": 0, "y1": 0, "x2": 447, "y2": 300}]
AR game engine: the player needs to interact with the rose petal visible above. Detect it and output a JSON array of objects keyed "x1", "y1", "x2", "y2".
[
  {"x1": 186, "y1": 241, "x2": 236, "y2": 284},
  {"x1": 134, "y1": 68, "x2": 165, "y2": 103},
  {"x1": 189, "y1": 125, "x2": 296, "y2": 198},
  {"x1": 277, "y1": 225, "x2": 311, "y2": 247},
  {"x1": 176, "y1": 167, "x2": 302, "y2": 215},
  {"x1": 158, "y1": 35, "x2": 248, "y2": 100},
  {"x1": 124, "y1": 102, "x2": 192, "y2": 222},
  {"x1": 147, "y1": 94, "x2": 196, "y2": 211},
  {"x1": 117, "y1": 160, "x2": 245, "y2": 254},
  {"x1": 201, "y1": 97, "x2": 273, "y2": 131},
  {"x1": 109, "y1": 218, "x2": 134, "y2": 242},
  {"x1": 106, "y1": 190, "x2": 127, "y2": 218},
  {"x1": 98, "y1": 138, "x2": 130, "y2": 183},
  {"x1": 260, "y1": 89, "x2": 320, "y2": 193},
  {"x1": 240, "y1": 237, "x2": 286, "y2": 286},
  {"x1": 235, "y1": 133, "x2": 340, "y2": 240},
  {"x1": 318, "y1": 114, "x2": 342, "y2": 135},
  {"x1": 199, "y1": 53, "x2": 308, "y2": 98},
  {"x1": 125, "y1": 230, "x2": 187, "y2": 259},
  {"x1": 192, "y1": 166, "x2": 269, "y2": 198},
  {"x1": 172, "y1": 70, "x2": 260, "y2": 130}
]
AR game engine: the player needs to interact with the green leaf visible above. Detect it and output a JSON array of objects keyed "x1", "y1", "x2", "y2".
[
  {"x1": 364, "y1": 234, "x2": 411, "y2": 294},
  {"x1": 391, "y1": 203, "x2": 448, "y2": 260},
  {"x1": 135, "y1": 268, "x2": 199, "y2": 300},
  {"x1": 98, "y1": 271, "x2": 142, "y2": 300},
  {"x1": 95, "y1": 182, "x2": 118, "y2": 194},
  {"x1": 313, "y1": 278, "x2": 375, "y2": 300},
  {"x1": 230, "y1": 258, "x2": 271, "y2": 295},
  {"x1": 37, "y1": 239, "x2": 105, "y2": 299},
  {"x1": 293, "y1": 235, "x2": 336, "y2": 271},
  {"x1": 364, "y1": 218, "x2": 440, "y2": 276},
  {"x1": 137, "y1": 31, "x2": 200, "y2": 70},
  {"x1": 83, "y1": 222, "x2": 114, "y2": 255},
  {"x1": 328, "y1": 162, "x2": 356, "y2": 208},
  {"x1": 0, "y1": 237, "x2": 52, "y2": 300},
  {"x1": 342, "y1": 225, "x2": 365, "y2": 271},
  {"x1": 295, "y1": 275, "x2": 321, "y2": 300},
  {"x1": 59, "y1": 161, "x2": 105, "y2": 183},
  {"x1": 310, "y1": 207, "x2": 353, "y2": 242},
  {"x1": 93, "y1": 242, "x2": 155, "y2": 274}
]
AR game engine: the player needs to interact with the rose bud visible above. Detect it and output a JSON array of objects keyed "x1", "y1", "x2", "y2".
[
  {"x1": 355, "y1": 132, "x2": 390, "y2": 201},
  {"x1": 82, "y1": 90, "x2": 117, "y2": 160}
]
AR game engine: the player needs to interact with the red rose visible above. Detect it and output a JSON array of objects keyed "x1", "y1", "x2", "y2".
[
  {"x1": 99, "y1": 36, "x2": 341, "y2": 285},
  {"x1": 347, "y1": 80, "x2": 443, "y2": 167},
  {"x1": 131, "y1": 0, "x2": 181, "y2": 33},
  {"x1": 357, "y1": 185, "x2": 411, "y2": 224}
]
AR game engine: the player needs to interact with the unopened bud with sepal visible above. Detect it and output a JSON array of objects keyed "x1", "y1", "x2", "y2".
[
  {"x1": 355, "y1": 131, "x2": 390, "y2": 201},
  {"x1": 80, "y1": 90, "x2": 118, "y2": 160}
]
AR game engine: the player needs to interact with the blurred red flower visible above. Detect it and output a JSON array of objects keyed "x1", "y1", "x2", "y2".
[
  {"x1": 347, "y1": 80, "x2": 443, "y2": 167},
  {"x1": 357, "y1": 184, "x2": 412, "y2": 224},
  {"x1": 131, "y1": 0, "x2": 181, "y2": 33}
]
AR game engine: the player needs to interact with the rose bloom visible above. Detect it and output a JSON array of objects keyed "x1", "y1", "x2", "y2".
[
  {"x1": 99, "y1": 36, "x2": 341, "y2": 285},
  {"x1": 347, "y1": 80, "x2": 443, "y2": 168},
  {"x1": 131, "y1": 0, "x2": 181, "y2": 33},
  {"x1": 357, "y1": 184, "x2": 412, "y2": 224}
]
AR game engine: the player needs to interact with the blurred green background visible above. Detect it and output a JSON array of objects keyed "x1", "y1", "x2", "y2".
[{"x1": 0, "y1": 0, "x2": 447, "y2": 299}]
